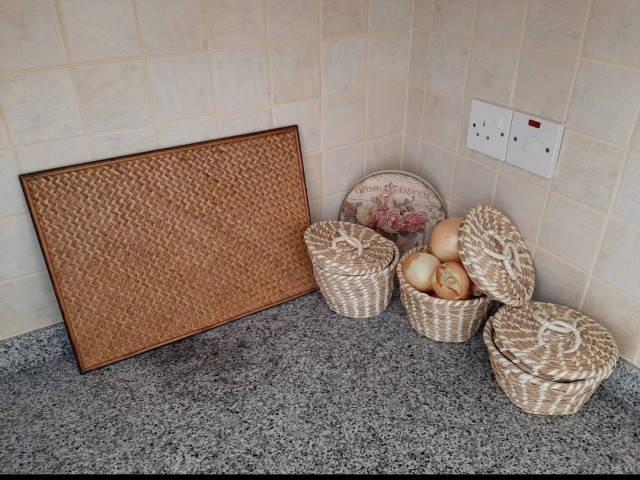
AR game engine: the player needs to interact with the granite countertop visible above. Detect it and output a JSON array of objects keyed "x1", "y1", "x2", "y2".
[{"x1": 1, "y1": 291, "x2": 639, "y2": 474}]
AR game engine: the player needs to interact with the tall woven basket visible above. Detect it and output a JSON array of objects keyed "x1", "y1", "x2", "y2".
[
  {"x1": 483, "y1": 302, "x2": 619, "y2": 415},
  {"x1": 304, "y1": 221, "x2": 399, "y2": 319},
  {"x1": 396, "y1": 246, "x2": 492, "y2": 342}
]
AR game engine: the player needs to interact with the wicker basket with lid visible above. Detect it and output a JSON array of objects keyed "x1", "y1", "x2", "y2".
[
  {"x1": 396, "y1": 205, "x2": 535, "y2": 342},
  {"x1": 304, "y1": 220, "x2": 399, "y2": 318}
]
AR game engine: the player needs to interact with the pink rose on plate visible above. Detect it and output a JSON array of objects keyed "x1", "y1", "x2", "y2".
[
  {"x1": 376, "y1": 208, "x2": 404, "y2": 234},
  {"x1": 356, "y1": 205, "x2": 378, "y2": 228},
  {"x1": 402, "y1": 211, "x2": 427, "y2": 233}
]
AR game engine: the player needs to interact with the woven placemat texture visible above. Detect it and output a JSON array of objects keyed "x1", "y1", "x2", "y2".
[{"x1": 21, "y1": 127, "x2": 316, "y2": 372}]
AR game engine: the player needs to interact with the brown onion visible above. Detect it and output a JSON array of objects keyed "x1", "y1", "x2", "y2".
[
  {"x1": 429, "y1": 217, "x2": 463, "y2": 263},
  {"x1": 402, "y1": 251, "x2": 441, "y2": 292},
  {"x1": 431, "y1": 262, "x2": 471, "y2": 300}
]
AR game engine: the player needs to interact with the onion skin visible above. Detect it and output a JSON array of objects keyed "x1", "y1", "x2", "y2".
[
  {"x1": 402, "y1": 252, "x2": 441, "y2": 292},
  {"x1": 431, "y1": 262, "x2": 471, "y2": 300},
  {"x1": 429, "y1": 218, "x2": 463, "y2": 263},
  {"x1": 469, "y1": 281, "x2": 485, "y2": 298}
]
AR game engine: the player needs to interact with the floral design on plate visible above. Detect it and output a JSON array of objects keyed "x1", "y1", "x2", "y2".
[{"x1": 339, "y1": 170, "x2": 447, "y2": 255}]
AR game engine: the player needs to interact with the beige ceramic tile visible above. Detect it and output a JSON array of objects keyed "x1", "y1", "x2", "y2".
[
  {"x1": 158, "y1": 117, "x2": 219, "y2": 148},
  {"x1": 90, "y1": 128, "x2": 158, "y2": 160},
  {"x1": 272, "y1": 99, "x2": 321, "y2": 153},
  {"x1": 0, "y1": 0, "x2": 66, "y2": 72},
  {"x1": 405, "y1": 87, "x2": 425, "y2": 138},
  {"x1": 367, "y1": 33, "x2": 411, "y2": 87},
  {"x1": 74, "y1": 61, "x2": 153, "y2": 134},
  {"x1": 322, "y1": 37, "x2": 367, "y2": 96},
  {"x1": 267, "y1": 0, "x2": 319, "y2": 43},
  {"x1": 584, "y1": 0, "x2": 640, "y2": 68},
  {"x1": 493, "y1": 172, "x2": 546, "y2": 243},
  {"x1": 499, "y1": 160, "x2": 552, "y2": 189},
  {"x1": 475, "y1": 0, "x2": 525, "y2": 46},
  {"x1": 322, "y1": 0, "x2": 368, "y2": 37},
  {"x1": 0, "y1": 70, "x2": 84, "y2": 146},
  {"x1": 525, "y1": 0, "x2": 588, "y2": 54},
  {"x1": 567, "y1": 62, "x2": 640, "y2": 145},
  {"x1": 413, "y1": 0, "x2": 434, "y2": 31},
  {"x1": 532, "y1": 249, "x2": 589, "y2": 310},
  {"x1": 322, "y1": 93, "x2": 365, "y2": 149},
  {"x1": 583, "y1": 278, "x2": 640, "y2": 363},
  {"x1": 513, "y1": 51, "x2": 577, "y2": 122},
  {"x1": 147, "y1": 54, "x2": 215, "y2": 122},
  {"x1": 136, "y1": 0, "x2": 206, "y2": 55},
  {"x1": 369, "y1": 0, "x2": 414, "y2": 33},
  {"x1": 594, "y1": 220, "x2": 640, "y2": 299},
  {"x1": 0, "y1": 217, "x2": 46, "y2": 282},
  {"x1": 364, "y1": 135, "x2": 403, "y2": 174},
  {"x1": 0, "y1": 150, "x2": 26, "y2": 217},
  {"x1": 0, "y1": 274, "x2": 62, "y2": 339},
  {"x1": 270, "y1": 43, "x2": 321, "y2": 104},
  {"x1": 418, "y1": 142, "x2": 455, "y2": 200},
  {"x1": 205, "y1": 0, "x2": 266, "y2": 49},
  {"x1": 426, "y1": 35, "x2": 470, "y2": 97},
  {"x1": 552, "y1": 131, "x2": 626, "y2": 213},
  {"x1": 0, "y1": 119, "x2": 9, "y2": 149},
  {"x1": 466, "y1": 43, "x2": 518, "y2": 105},
  {"x1": 16, "y1": 137, "x2": 92, "y2": 173},
  {"x1": 432, "y1": 0, "x2": 474, "y2": 37},
  {"x1": 308, "y1": 198, "x2": 323, "y2": 223},
  {"x1": 323, "y1": 192, "x2": 349, "y2": 220},
  {"x1": 402, "y1": 135, "x2": 421, "y2": 174},
  {"x1": 614, "y1": 151, "x2": 640, "y2": 228},
  {"x1": 217, "y1": 109, "x2": 273, "y2": 137},
  {"x1": 59, "y1": 0, "x2": 140, "y2": 62},
  {"x1": 211, "y1": 49, "x2": 270, "y2": 113},
  {"x1": 538, "y1": 193, "x2": 607, "y2": 271},
  {"x1": 323, "y1": 143, "x2": 364, "y2": 196},
  {"x1": 447, "y1": 203, "x2": 467, "y2": 218},
  {"x1": 451, "y1": 156, "x2": 497, "y2": 210},
  {"x1": 367, "y1": 87, "x2": 406, "y2": 139},
  {"x1": 422, "y1": 92, "x2": 462, "y2": 152},
  {"x1": 632, "y1": 122, "x2": 640, "y2": 151},
  {"x1": 408, "y1": 32, "x2": 430, "y2": 88},
  {"x1": 302, "y1": 151, "x2": 322, "y2": 200}
]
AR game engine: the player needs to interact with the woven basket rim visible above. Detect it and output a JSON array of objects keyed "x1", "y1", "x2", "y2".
[
  {"x1": 304, "y1": 220, "x2": 397, "y2": 275},
  {"x1": 458, "y1": 205, "x2": 535, "y2": 307},
  {"x1": 491, "y1": 302, "x2": 619, "y2": 382},
  {"x1": 483, "y1": 316, "x2": 613, "y2": 389},
  {"x1": 396, "y1": 246, "x2": 491, "y2": 307}
]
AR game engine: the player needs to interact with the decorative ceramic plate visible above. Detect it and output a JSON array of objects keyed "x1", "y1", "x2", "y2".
[{"x1": 339, "y1": 170, "x2": 447, "y2": 255}]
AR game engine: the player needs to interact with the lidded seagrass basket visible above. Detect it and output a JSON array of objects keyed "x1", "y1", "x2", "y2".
[
  {"x1": 304, "y1": 220, "x2": 399, "y2": 319},
  {"x1": 396, "y1": 205, "x2": 535, "y2": 342},
  {"x1": 484, "y1": 302, "x2": 619, "y2": 415}
]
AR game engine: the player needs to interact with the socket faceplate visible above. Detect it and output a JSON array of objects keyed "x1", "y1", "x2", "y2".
[{"x1": 466, "y1": 99, "x2": 513, "y2": 161}]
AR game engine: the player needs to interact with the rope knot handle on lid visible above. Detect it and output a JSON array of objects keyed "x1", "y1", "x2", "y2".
[
  {"x1": 534, "y1": 313, "x2": 581, "y2": 354},
  {"x1": 331, "y1": 227, "x2": 371, "y2": 257},
  {"x1": 482, "y1": 229, "x2": 522, "y2": 280}
]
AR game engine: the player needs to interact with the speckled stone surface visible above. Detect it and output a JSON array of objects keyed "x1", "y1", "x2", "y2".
[
  {"x1": 0, "y1": 324, "x2": 72, "y2": 375},
  {"x1": 1, "y1": 292, "x2": 639, "y2": 474}
]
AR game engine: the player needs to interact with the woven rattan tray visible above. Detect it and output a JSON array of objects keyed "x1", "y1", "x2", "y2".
[{"x1": 20, "y1": 126, "x2": 317, "y2": 373}]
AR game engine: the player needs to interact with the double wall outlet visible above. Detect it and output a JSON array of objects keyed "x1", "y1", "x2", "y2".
[{"x1": 466, "y1": 99, "x2": 513, "y2": 161}]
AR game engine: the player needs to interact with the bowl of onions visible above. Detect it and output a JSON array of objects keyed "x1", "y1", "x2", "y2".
[{"x1": 396, "y1": 217, "x2": 492, "y2": 343}]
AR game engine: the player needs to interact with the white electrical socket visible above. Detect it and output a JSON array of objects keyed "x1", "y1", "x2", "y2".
[
  {"x1": 466, "y1": 99, "x2": 513, "y2": 161},
  {"x1": 505, "y1": 111, "x2": 565, "y2": 178}
]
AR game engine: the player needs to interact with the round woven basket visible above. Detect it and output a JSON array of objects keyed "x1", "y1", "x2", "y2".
[
  {"x1": 483, "y1": 310, "x2": 617, "y2": 416},
  {"x1": 304, "y1": 221, "x2": 399, "y2": 319},
  {"x1": 396, "y1": 246, "x2": 492, "y2": 342}
]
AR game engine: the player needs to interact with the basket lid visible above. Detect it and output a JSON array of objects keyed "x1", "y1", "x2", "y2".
[
  {"x1": 304, "y1": 220, "x2": 396, "y2": 275},
  {"x1": 492, "y1": 302, "x2": 619, "y2": 382},
  {"x1": 458, "y1": 205, "x2": 535, "y2": 307}
]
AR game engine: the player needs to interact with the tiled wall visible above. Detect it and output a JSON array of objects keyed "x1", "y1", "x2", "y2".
[
  {"x1": 1, "y1": 1, "x2": 639, "y2": 368},
  {"x1": 403, "y1": 0, "x2": 640, "y2": 365},
  {"x1": 0, "y1": 0, "x2": 412, "y2": 340}
]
